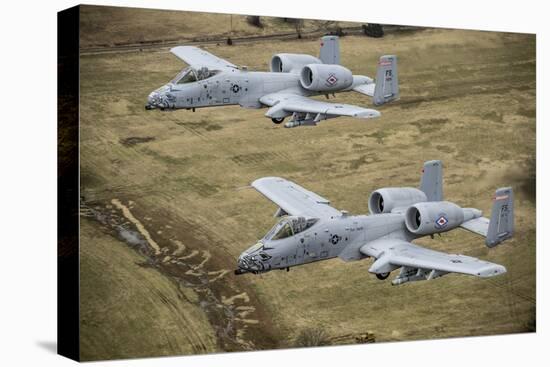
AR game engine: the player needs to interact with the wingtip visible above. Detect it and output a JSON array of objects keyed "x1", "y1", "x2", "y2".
[
  {"x1": 170, "y1": 45, "x2": 198, "y2": 53},
  {"x1": 251, "y1": 176, "x2": 285, "y2": 187},
  {"x1": 356, "y1": 110, "x2": 381, "y2": 119},
  {"x1": 477, "y1": 264, "x2": 507, "y2": 277}
]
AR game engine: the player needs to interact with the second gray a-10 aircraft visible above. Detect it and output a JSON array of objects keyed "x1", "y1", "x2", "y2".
[
  {"x1": 235, "y1": 161, "x2": 514, "y2": 285},
  {"x1": 146, "y1": 36, "x2": 399, "y2": 128}
]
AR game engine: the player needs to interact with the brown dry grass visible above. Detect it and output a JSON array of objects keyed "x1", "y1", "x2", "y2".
[{"x1": 79, "y1": 220, "x2": 217, "y2": 360}]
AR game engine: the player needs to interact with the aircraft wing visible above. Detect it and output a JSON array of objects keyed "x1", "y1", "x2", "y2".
[
  {"x1": 360, "y1": 239, "x2": 506, "y2": 285},
  {"x1": 251, "y1": 177, "x2": 342, "y2": 219},
  {"x1": 260, "y1": 93, "x2": 381, "y2": 121},
  {"x1": 170, "y1": 46, "x2": 238, "y2": 70}
]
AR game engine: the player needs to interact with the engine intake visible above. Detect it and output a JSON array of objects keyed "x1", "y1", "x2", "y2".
[
  {"x1": 300, "y1": 64, "x2": 353, "y2": 92},
  {"x1": 405, "y1": 201, "x2": 466, "y2": 235},
  {"x1": 270, "y1": 53, "x2": 322, "y2": 73},
  {"x1": 368, "y1": 188, "x2": 427, "y2": 214}
]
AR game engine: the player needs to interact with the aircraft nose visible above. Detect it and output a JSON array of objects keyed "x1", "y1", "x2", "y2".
[
  {"x1": 146, "y1": 85, "x2": 172, "y2": 110},
  {"x1": 238, "y1": 254, "x2": 253, "y2": 269},
  {"x1": 235, "y1": 254, "x2": 251, "y2": 275},
  {"x1": 235, "y1": 252, "x2": 264, "y2": 275},
  {"x1": 146, "y1": 91, "x2": 160, "y2": 109}
]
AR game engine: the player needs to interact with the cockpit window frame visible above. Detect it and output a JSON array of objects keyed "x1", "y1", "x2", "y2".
[
  {"x1": 271, "y1": 222, "x2": 294, "y2": 241},
  {"x1": 174, "y1": 68, "x2": 197, "y2": 84},
  {"x1": 264, "y1": 216, "x2": 319, "y2": 242},
  {"x1": 171, "y1": 66, "x2": 220, "y2": 85}
]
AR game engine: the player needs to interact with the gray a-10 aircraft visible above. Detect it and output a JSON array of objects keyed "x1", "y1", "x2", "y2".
[
  {"x1": 235, "y1": 161, "x2": 514, "y2": 285},
  {"x1": 146, "y1": 36, "x2": 399, "y2": 128}
]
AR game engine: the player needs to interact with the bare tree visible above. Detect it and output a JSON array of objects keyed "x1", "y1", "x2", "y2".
[
  {"x1": 246, "y1": 16, "x2": 263, "y2": 28},
  {"x1": 294, "y1": 18, "x2": 304, "y2": 39},
  {"x1": 282, "y1": 17, "x2": 304, "y2": 38},
  {"x1": 294, "y1": 328, "x2": 330, "y2": 347}
]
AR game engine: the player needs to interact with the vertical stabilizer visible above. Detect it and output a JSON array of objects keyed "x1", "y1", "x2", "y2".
[
  {"x1": 420, "y1": 160, "x2": 443, "y2": 202},
  {"x1": 319, "y1": 35, "x2": 340, "y2": 65},
  {"x1": 373, "y1": 55, "x2": 399, "y2": 105},
  {"x1": 486, "y1": 187, "x2": 514, "y2": 248}
]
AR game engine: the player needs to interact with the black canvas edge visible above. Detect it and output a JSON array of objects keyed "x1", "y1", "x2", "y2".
[{"x1": 58, "y1": 4, "x2": 81, "y2": 362}]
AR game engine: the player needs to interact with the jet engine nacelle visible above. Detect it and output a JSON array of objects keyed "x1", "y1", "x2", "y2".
[
  {"x1": 368, "y1": 188, "x2": 427, "y2": 214},
  {"x1": 405, "y1": 201, "x2": 466, "y2": 235},
  {"x1": 270, "y1": 53, "x2": 322, "y2": 73},
  {"x1": 300, "y1": 64, "x2": 354, "y2": 92}
]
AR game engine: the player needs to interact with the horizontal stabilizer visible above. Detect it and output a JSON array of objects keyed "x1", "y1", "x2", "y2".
[
  {"x1": 353, "y1": 83, "x2": 375, "y2": 97},
  {"x1": 460, "y1": 217, "x2": 490, "y2": 236}
]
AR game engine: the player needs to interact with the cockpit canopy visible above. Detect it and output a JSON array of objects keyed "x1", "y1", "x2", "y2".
[
  {"x1": 171, "y1": 66, "x2": 220, "y2": 85},
  {"x1": 264, "y1": 216, "x2": 319, "y2": 241}
]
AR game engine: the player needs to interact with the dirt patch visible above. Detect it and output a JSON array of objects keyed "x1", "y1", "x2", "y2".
[
  {"x1": 140, "y1": 147, "x2": 192, "y2": 166},
  {"x1": 364, "y1": 131, "x2": 391, "y2": 145},
  {"x1": 411, "y1": 118, "x2": 449, "y2": 134},
  {"x1": 120, "y1": 136, "x2": 155, "y2": 146},
  {"x1": 231, "y1": 151, "x2": 291, "y2": 166},
  {"x1": 517, "y1": 107, "x2": 536, "y2": 119},
  {"x1": 174, "y1": 176, "x2": 220, "y2": 197},
  {"x1": 348, "y1": 154, "x2": 380, "y2": 170},
  {"x1": 175, "y1": 120, "x2": 224, "y2": 132},
  {"x1": 435, "y1": 145, "x2": 454, "y2": 154},
  {"x1": 481, "y1": 111, "x2": 504, "y2": 124},
  {"x1": 501, "y1": 158, "x2": 536, "y2": 203}
]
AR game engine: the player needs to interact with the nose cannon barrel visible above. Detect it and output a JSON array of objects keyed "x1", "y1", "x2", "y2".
[
  {"x1": 146, "y1": 84, "x2": 173, "y2": 110},
  {"x1": 235, "y1": 255, "x2": 251, "y2": 275},
  {"x1": 235, "y1": 250, "x2": 267, "y2": 275},
  {"x1": 146, "y1": 93, "x2": 160, "y2": 110}
]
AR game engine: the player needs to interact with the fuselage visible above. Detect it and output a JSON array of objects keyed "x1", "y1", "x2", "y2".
[
  {"x1": 236, "y1": 212, "x2": 415, "y2": 274},
  {"x1": 146, "y1": 67, "x2": 369, "y2": 112}
]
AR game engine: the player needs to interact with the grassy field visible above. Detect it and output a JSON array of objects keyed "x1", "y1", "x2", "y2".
[
  {"x1": 79, "y1": 7, "x2": 536, "y2": 361},
  {"x1": 79, "y1": 219, "x2": 217, "y2": 360}
]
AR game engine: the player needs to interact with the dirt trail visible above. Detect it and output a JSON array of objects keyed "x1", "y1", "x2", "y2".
[
  {"x1": 111, "y1": 198, "x2": 161, "y2": 255},
  {"x1": 80, "y1": 197, "x2": 277, "y2": 352},
  {"x1": 79, "y1": 25, "x2": 417, "y2": 56}
]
